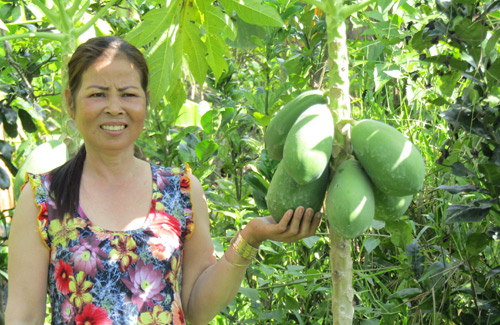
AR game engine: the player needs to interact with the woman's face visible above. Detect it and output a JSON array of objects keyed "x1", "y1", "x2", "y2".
[{"x1": 68, "y1": 51, "x2": 148, "y2": 155}]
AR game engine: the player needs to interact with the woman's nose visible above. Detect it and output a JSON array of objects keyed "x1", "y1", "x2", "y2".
[{"x1": 105, "y1": 95, "x2": 124, "y2": 115}]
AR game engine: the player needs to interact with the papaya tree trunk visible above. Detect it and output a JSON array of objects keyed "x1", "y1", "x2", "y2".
[{"x1": 324, "y1": 1, "x2": 354, "y2": 324}]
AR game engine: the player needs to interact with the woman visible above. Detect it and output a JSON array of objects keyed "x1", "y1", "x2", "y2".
[{"x1": 5, "y1": 36, "x2": 322, "y2": 324}]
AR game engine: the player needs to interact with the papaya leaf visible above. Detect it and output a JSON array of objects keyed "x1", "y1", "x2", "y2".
[
  {"x1": 435, "y1": 184, "x2": 487, "y2": 194},
  {"x1": 125, "y1": 6, "x2": 178, "y2": 48},
  {"x1": 0, "y1": 168, "x2": 9, "y2": 190},
  {"x1": 183, "y1": 21, "x2": 208, "y2": 86},
  {"x1": 198, "y1": 0, "x2": 230, "y2": 80},
  {"x1": 444, "y1": 204, "x2": 491, "y2": 223},
  {"x1": 200, "y1": 1, "x2": 236, "y2": 41},
  {"x1": 218, "y1": 0, "x2": 284, "y2": 28},
  {"x1": 146, "y1": 20, "x2": 183, "y2": 110}
]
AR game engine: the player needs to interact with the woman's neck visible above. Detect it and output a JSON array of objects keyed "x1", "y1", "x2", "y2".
[{"x1": 81, "y1": 146, "x2": 148, "y2": 184}]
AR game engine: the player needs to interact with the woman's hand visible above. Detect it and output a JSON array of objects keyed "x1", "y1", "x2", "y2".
[{"x1": 241, "y1": 206, "x2": 322, "y2": 247}]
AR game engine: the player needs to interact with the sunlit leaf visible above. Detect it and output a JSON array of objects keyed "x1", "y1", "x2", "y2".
[{"x1": 219, "y1": 0, "x2": 284, "y2": 28}]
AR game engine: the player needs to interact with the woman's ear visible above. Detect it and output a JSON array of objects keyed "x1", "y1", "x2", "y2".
[{"x1": 65, "y1": 88, "x2": 75, "y2": 119}]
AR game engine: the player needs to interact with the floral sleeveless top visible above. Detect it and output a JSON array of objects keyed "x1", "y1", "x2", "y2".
[{"x1": 26, "y1": 164, "x2": 194, "y2": 324}]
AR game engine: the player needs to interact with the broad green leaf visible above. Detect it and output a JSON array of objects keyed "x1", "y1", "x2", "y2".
[
  {"x1": 484, "y1": 28, "x2": 500, "y2": 58},
  {"x1": 125, "y1": 5, "x2": 179, "y2": 48},
  {"x1": 147, "y1": 35, "x2": 175, "y2": 109},
  {"x1": 200, "y1": 110, "x2": 221, "y2": 134},
  {"x1": 183, "y1": 21, "x2": 208, "y2": 86},
  {"x1": 198, "y1": 0, "x2": 230, "y2": 80},
  {"x1": 239, "y1": 287, "x2": 259, "y2": 301},
  {"x1": 175, "y1": 100, "x2": 210, "y2": 127},
  {"x1": 385, "y1": 220, "x2": 413, "y2": 248},
  {"x1": 466, "y1": 232, "x2": 490, "y2": 256},
  {"x1": 363, "y1": 237, "x2": 380, "y2": 254},
  {"x1": 444, "y1": 204, "x2": 490, "y2": 223},
  {"x1": 0, "y1": 168, "x2": 9, "y2": 190},
  {"x1": 166, "y1": 80, "x2": 187, "y2": 120},
  {"x1": 435, "y1": 184, "x2": 486, "y2": 194},
  {"x1": 201, "y1": 1, "x2": 236, "y2": 41},
  {"x1": 453, "y1": 17, "x2": 487, "y2": 47},
  {"x1": 437, "y1": 71, "x2": 461, "y2": 97},
  {"x1": 218, "y1": 0, "x2": 284, "y2": 28},
  {"x1": 195, "y1": 140, "x2": 218, "y2": 161},
  {"x1": 18, "y1": 109, "x2": 37, "y2": 133}
]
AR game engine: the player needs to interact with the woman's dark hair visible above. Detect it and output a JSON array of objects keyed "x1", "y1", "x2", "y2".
[{"x1": 50, "y1": 36, "x2": 149, "y2": 220}]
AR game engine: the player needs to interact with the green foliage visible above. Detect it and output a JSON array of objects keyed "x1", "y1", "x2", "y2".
[{"x1": 1, "y1": 0, "x2": 499, "y2": 324}]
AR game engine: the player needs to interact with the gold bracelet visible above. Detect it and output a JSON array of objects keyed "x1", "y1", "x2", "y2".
[
  {"x1": 230, "y1": 231, "x2": 258, "y2": 260},
  {"x1": 223, "y1": 254, "x2": 251, "y2": 267}
]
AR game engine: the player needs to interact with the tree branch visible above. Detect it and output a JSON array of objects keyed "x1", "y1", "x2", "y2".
[{"x1": 341, "y1": 0, "x2": 377, "y2": 19}]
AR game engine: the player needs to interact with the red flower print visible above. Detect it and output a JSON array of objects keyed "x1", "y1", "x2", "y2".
[
  {"x1": 149, "y1": 212, "x2": 181, "y2": 240},
  {"x1": 180, "y1": 175, "x2": 190, "y2": 194},
  {"x1": 172, "y1": 293, "x2": 186, "y2": 325},
  {"x1": 75, "y1": 304, "x2": 112, "y2": 325},
  {"x1": 54, "y1": 259, "x2": 74, "y2": 295},
  {"x1": 121, "y1": 260, "x2": 166, "y2": 312}
]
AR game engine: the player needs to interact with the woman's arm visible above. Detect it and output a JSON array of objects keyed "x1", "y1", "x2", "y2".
[
  {"x1": 5, "y1": 184, "x2": 50, "y2": 324},
  {"x1": 181, "y1": 174, "x2": 321, "y2": 325}
]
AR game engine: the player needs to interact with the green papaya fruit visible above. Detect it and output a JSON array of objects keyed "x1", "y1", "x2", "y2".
[
  {"x1": 326, "y1": 159, "x2": 375, "y2": 239},
  {"x1": 283, "y1": 104, "x2": 334, "y2": 185},
  {"x1": 373, "y1": 186, "x2": 413, "y2": 222},
  {"x1": 14, "y1": 140, "x2": 68, "y2": 200},
  {"x1": 264, "y1": 90, "x2": 328, "y2": 161},
  {"x1": 351, "y1": 119, "x2": 425, "y2": 196},
  {"x1": 266, "y1": 161, "x2": 328, "y2": 222}
]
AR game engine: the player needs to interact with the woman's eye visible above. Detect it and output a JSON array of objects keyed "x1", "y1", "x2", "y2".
[
  {"x1": 89, "y1": 93, "x2": 105, "y2": 98},
  {"x1": 123, "y1": 93, "x2": 137, "y2": 97}
]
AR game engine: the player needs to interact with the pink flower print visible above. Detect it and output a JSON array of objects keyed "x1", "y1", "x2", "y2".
[
  {"x1": 121, "y1": 260, "x2": 166, "y2": 312},
  {"x1": 61, "y1": 298, "x2": 75, "y2": 323},
  {"x1": 70, "y1": 235, "x2": 107, "y2": 277}
]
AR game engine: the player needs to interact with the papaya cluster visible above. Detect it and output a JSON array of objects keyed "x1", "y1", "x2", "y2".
[{"x1": 264, "y1": 91, "x2": 425, "y2": 239}]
